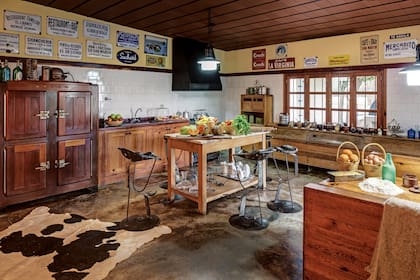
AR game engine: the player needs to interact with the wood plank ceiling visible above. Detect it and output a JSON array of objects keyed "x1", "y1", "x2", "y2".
[{"x1": 24, "y1": 0, "x2": 420, "y2": 51}]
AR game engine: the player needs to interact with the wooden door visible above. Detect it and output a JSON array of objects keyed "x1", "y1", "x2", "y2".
[
  {"x1": 57, "y1": 138, "x2": 91, "y2": 185},
  {"x1": 5, "y1": 90, "x2": 47, "y2": 140},
  {"x1": 5, "y1": 143, "x2": 48, "y2": 196},
  {"x1": 103, "y1": 129, "x2": 131, "y2": 177},
  {"x1": 57, "y1": 91, "x2": 91, "y2": 136}
]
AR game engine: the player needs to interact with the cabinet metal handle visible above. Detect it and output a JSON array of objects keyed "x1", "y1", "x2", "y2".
[
  {"x1": 35, "y1": 161, "x2": 50, "y2": 171},
  {"x1": 55, "y1": 159, "x2": 70, "y2": 169},
  {"x1": 34, "y1": 110, "x2": 50, "y2": 119},
  {"x1": 55, "y1": 109, "x2": 70, "y2": 119}
]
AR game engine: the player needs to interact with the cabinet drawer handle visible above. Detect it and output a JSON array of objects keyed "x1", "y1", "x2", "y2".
[
  {"x1": 35, "y1": 161, "x2": 50, "y2": 171},
  {"x1": 55, "y1": 109, "x2": 70, "y2": 119},
  {"x1": 55, "y1": 159, "x2": 70, "y2": 169},
  {"x1": 34, "y1": 110, "x2": 50, "y2": 120}
]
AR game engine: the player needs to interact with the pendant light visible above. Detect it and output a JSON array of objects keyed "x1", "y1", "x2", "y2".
[
  {"x1": 197, "y1": 9, "x2": 220, "y2": 71},
  {"x1": 399, "y1": 44, "x2": 420, "y2": 86}
]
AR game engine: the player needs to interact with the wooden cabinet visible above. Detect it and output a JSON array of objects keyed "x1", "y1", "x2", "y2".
[
  {"x1": 0, "y1": 81, "x2": 98, "y2": 208},
  {"x1": 98, "y1": 121, "x2": 189, "y2": 186},
  {"x1": 240, "y1": 94, "x2": 273, "y2": 125}
]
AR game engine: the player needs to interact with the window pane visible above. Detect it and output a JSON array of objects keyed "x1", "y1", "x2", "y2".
[
  {"x1": 290, "y1": 78, "x2": 304, "y2": 92},
  {"x1": 331, "y1": 94, "x2": 350, "y2": 109},
  {"x1": 356, "y1": 112, "x2": 377, "y2": 128},
  {"x1": 356, "y1": 94, "x2": 376, "y2": 110},
  {"x1": 332, "y1": 77, "x2": 350, "y2": 92},
  {"x1": 310, "y1": 94, "x2": 326, "y2": 108},
  {"x1": 309, "y1": 77, "x2": 326, "y2": 92},
  {"x1": 332, "y1": 110, "x2": 349, "y2": 124},
  {"x1": 357, "y1": 76, "x2": 377, "y2": 92},
  {"x1": 309, "y1": 109, "x2": 325, "y2": 124},
  {"x1": 290, "y1": 109, "x2": 304, "y2": 122},
  {"x1": 290, "y1": 93, "x2": 304, "y2": 107}
]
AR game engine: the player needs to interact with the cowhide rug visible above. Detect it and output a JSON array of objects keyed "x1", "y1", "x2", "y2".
[{"x1": 0, "y1": 206, "x2": 171, "y2": 280}]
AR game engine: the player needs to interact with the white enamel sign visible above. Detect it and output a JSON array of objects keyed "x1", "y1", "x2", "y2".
[
  {"x1": 47, "y1": 16, "x2": 78, "y2": 38},
  {"x1": 384, "y1": 39, "x2": 417, "y2": 59},
  {"x1": 25, "y1": 36, "x2": 53, "y2": 56},
  {"x1": 58, "y1": 41, "x2": 82, "y2": 59},
  {"x1": 0, "y1": 32, "x2": 19, "y2": 54},
  {"x1": 86, "y1": 40, "x2": 112, "y2": 58},
  {"x1": 84, "y1": 20, "x2": 110, "y2": 40},
  {"x1": 4, "y1": 10, "x2": 41, "y2": 34}
]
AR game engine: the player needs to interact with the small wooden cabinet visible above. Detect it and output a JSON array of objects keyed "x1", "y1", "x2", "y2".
[
  {"x1": 0, "y1": 81, "x2": 98, "y2": 208},
  {"x1": 240, "y1": 94, "x2": 273, "y2": 125},
  {"x1": 98, "y1": 121, "x2": 189, "y2": 186}
]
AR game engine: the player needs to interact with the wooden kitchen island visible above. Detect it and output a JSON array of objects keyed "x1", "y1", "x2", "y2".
[
  {"x1": 166, "y1": 132, "x2": 267, "y2": 214},
  {"x1": 304, "y1": 178, "x2": 420, "y2": 279}
]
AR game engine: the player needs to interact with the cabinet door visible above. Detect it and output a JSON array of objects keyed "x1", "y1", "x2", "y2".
[
  {"x1": 57, "y1": 91, "x2": 91, "y2": 136},
  {"x1": 241, "y1": 96, "x2": 253, "y2": 111},
  {"x1": 127, "y1": 128, "x2": 151, "y2": 175},
  {"x1": 5, "y1": 90, "x2": 47, "y2": 140},
  {"x1": 251, "y1": 96, "x2": 265, "y2": 112},
  {"x1": 103, "y1": 130, "x2": 131, "y2": 177},
  {"x1": 57, "y1": 138, "x2": 91, "y2": 185},
  {"x1": 5, "y1": 143, "x2": 47, "y2": 196},
  {"x1": 149, "y1": 127, "x2": 167, "y2": 172}
]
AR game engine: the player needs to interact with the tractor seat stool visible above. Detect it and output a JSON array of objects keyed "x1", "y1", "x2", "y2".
[
  {"x1": 118, "y1": 147, "x2": 161, "y2": 231},
  {"x1": 267, "y1": 145, "x2": 303, "y2": 213},
  {"x1": 229, "y1": 147, "x2": 276, "y2": 230}
]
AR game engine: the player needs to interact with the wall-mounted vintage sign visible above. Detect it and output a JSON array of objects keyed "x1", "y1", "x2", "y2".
[
  {"x1": 303, "y1": 56, "x2": 318, "y2": 67},
  {"x1": 47, "y1": 16, "x2": 78, "y2": 38},
  {"x1": 4, "y1": 10, "x2": 41, "y2": 34},
  {"x1": 58, "y1": 41, "x2": 82, "y2": 60},
  {"x1": 144, "y1": 35, "x2": 167, "y2": 56},
  {"x1": 252, "y1": 49, "x2": 266, "y2": 70},
  {"x1": 116, "y1": 49, "x2": 138, "y2": 64},
  {"x1": 25, "y1": 36, "x2": 53, "y2": 56},
  {"x1": 384, "y1": 39, "x2": 417, "y2": 59},
  {"x1": 86, "y1": 40, "x2": 112, "y2": 59},
  {"x1": 390, "y1": 33, "x2": 410, "y2": 40},
  {"x1": 0, "y1": 32, "x2": 19, "y2": 54},
  {"x1": 146, "y1": 54, "x2": 165, "y2": 67},
  {"x1": 328, "y1": 55, "x2": 350, "y2": 66},
  {"x1": 268, "y1": 57, "x2": 295, "y2": 69},
  {"x1": 116, "y1": 31, "x2": 139, "y2": 49},
  {"x1": 360, "y1": 35, "x2": 378, "y2": 64},
  {"x1": 275, "y1": 44, "x2": 287, "y2": 57},
  {"x1": 83, "y1": 20, "x2": 110, "y2": 40}
]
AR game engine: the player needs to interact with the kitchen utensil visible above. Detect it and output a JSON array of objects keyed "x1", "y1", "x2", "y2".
[
  {"x1": 402, "y1": 174, "x2": 418, "y2": 188},
  {"x1": 182, "y1": 110, "x2": 190, "y2": 119}
]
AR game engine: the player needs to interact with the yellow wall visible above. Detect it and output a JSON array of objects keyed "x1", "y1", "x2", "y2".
[
  {"x1": 1, "y1": 0, "x2": 173, "y2": 70},
  {"x1": 224, "y1": 25, "x2": 420, "y2": 73}
]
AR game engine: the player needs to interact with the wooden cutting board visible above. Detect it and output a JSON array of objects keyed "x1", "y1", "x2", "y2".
[{"x1": 327, "y1": 170, "x2": 365, "y2": 182}]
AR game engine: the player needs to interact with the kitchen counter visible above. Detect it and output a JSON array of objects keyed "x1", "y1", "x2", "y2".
[
  {"x1": 98, "y1": 118, "x2": 188, "y2": 130},
  {"x1": 303, "y1": 178, "x2": 420, "y2": 279}
]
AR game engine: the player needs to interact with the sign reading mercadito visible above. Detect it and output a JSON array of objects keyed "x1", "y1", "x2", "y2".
[
  {"x1": 58, "y1": 41, "x2": 82, "y2": 59},
  {"x1": 86, "y1": 40, "x2": 112, "y2": 58},
  {"x1": 4, "y1": 10, "x2": 41, "y2": 34},
  {"x1": 25, "y1": 36, "x2": 53, "y2": 56},
  {"x1": 84, "y1": 20, "x2": 110, "y2": 40},
  {"x1": 0, "y1": 32, "x2": 19, "y2": 54},
  {"x1": 47, "y1": 16, "x2": 78, "y2": 38},
  {"x1": 384, "y1": 39, "x2": 417, "y2": 59}
]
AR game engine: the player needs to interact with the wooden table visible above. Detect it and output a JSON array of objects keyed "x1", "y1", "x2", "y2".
[{"x1": 166, "y1": 132, "x2": 267, "y2": 214}]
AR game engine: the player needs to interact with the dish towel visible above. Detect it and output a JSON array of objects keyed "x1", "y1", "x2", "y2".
[{"x1": 366, "y1": 197, "x2": 420, "y2": 280}]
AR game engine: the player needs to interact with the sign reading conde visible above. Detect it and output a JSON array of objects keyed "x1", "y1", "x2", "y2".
[
  {"x1": 268, "y1": 57, "x2": 295, "y2": 70},
  {"x1": 252, "y1": 49, "x2": 266, "y2": 70}
]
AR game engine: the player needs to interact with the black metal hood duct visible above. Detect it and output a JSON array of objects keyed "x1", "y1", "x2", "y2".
[{"x1": 172, "y1": 37, "x2": 222, "y2": 91}]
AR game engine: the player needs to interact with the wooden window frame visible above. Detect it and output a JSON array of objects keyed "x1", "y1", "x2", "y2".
[{"x1": 284, "y1": 69, "x2": 385, "y2": 129}]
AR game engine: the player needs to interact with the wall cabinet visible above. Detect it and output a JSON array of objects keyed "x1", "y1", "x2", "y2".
[
  {"x1": 98, "y1": 121, "x2": 189, "y2": 186},
  {"x1": 0, "y1": 81, "x2": 98, "y2": 208},
  {"x1": 240, "y1": 94, "x2": 273, "y2": 125}
]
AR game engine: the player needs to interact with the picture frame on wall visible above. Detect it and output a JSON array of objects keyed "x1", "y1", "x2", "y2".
[{"x1": 144, "y1": 35, "x2": 167, "y2": 56}]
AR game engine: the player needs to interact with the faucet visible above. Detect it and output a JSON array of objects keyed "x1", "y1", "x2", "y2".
[{"x1": 134, "y1": 107, "x2": 142, "y2": 119}]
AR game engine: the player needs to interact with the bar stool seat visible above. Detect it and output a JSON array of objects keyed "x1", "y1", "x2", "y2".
[
  {"x1": 267, "y1": 145, "x2": 303, "y2": 213},
  {"x1": 118, "y1": 147, "x2": 161, "y2": 231},
  {"x1": 229, "y1": 147, "x2": 276, "y2": 230}
]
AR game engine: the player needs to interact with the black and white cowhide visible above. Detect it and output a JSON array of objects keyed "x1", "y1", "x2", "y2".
[{"x1": 0, "y1": 206, "x2": 171, "y2": 280}]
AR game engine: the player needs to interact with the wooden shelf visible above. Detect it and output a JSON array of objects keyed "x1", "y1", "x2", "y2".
[{"x1": 240, "y1": 94, "x2": 273, "y2": 126}]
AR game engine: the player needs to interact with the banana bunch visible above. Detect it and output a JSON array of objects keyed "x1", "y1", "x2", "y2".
[{"x1": 195, "y1": 115, "x2": 218, "y2": 127}]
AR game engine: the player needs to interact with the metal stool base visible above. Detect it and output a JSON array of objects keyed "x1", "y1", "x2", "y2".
[
  {"x1": 229, "y1": 214, "x2": 269, "y2": 230},
  {"x1": 120, "y1": 215, "x2": 160, "y2": 231},
  {"x1": 267, "y1": 200, "x2": 302, "y2": 213}
]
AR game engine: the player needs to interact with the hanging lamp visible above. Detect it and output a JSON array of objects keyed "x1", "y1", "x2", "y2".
[
  {"x1": 399, "y1": 44, "x2": 420, "y2": 85},
  {"x1": 197, "y1": 9, "x2": 220, "y2": 71}
]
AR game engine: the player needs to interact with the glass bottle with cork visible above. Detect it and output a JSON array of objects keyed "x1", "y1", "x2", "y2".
[
  {"x1": 2, "y1": 59, "x2": 11, "y2": 82},
  {"x1": 13, "y1": 60, "x2": 23, "y2": 81}
]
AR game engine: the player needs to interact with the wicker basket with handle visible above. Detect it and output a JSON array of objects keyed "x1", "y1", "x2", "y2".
[
  {"x1": 361, "y1": 143, "x2": 386, "y2": 178},
  {"x1": 336, "y1": 141, "x2": 360, "y2": 171}
]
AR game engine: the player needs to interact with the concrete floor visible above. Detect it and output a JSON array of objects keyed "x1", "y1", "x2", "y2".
[{"x1": 0, "y1": 163, "x2": 326, "y2": 280}]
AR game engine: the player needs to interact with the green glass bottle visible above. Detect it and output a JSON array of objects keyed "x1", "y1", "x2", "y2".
[
  {"x1": 382, "y1": 152, "x2": 396, "y2": 183},
  {"x1": 2, "y1": 59, "x2": 11, "y2": 82},
  {"x1": 13, "y1": 60, "x2": 23, "y2": 81}
]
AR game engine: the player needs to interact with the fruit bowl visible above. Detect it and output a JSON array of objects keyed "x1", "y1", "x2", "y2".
[{"x1": 106, "y1": 120, "x2": 124, "y2": 127}]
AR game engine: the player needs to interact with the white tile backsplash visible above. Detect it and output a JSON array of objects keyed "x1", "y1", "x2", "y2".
[{"x1": 37, "y1": 64, "x2": 418, "y2": 130}]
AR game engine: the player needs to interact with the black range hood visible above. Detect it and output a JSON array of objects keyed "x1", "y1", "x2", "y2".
[{"x1": 172, "y1": 37, "x2": 222, "y2": 91}]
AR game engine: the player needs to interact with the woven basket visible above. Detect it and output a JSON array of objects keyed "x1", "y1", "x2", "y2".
[
  {"x1": 361, "y1": 143, "x2": 386, "y2": 178},
  {"x1": 336, "y1": 141, "x2": 360, "y2": 171}
]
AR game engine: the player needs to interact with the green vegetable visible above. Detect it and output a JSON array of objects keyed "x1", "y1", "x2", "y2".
[
  {"x1": 233, "y1": 114, "x2": 250, "y2": 135},
  {"x1": 180, "y1": 125, "x2": 195, "y2": 135}
]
